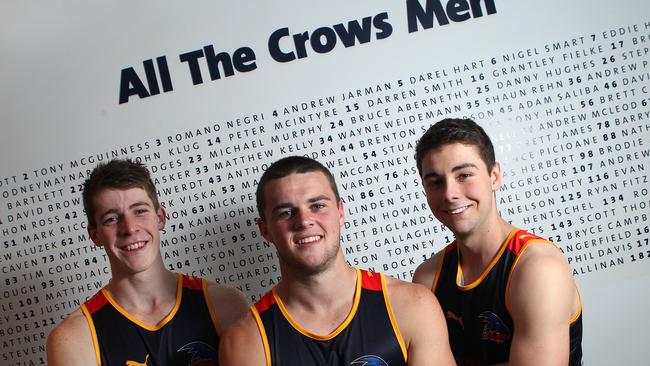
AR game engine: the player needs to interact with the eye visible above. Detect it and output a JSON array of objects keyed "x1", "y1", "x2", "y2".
[
  {"x1": 457, "y1": 172, "x2": 473, "y2": 181},
  {"x1": 426, "y1": 179, "x2": 443, "y2": 189},
  {"x1": 103, "y1": 216, "x2": 117, "y2": 225},
  {"x1": 277, "y1": 209, "x2": 293, "y2": 219},
  {"x1": 312, "y1": 202, "x2": 326, "y2": 210}
]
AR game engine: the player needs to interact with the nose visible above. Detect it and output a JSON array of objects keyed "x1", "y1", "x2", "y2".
[
  {"x1": 118, "y1": 214, "x2": 138, "y2": 235},
  {"x1": 443, "y1": 179, "x2": 460, "y2": 202},
  {"x1": 293, "y1": 208, "x2": 313, "y2": 230}
]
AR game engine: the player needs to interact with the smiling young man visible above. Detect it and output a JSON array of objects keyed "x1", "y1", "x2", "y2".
[
  {"x1": 412, "y1": 119, "x2": 583, "y2": 365},
  {"x1": 219, "y1": 156, "x2": 455, "y2": 366},
  {"x1": 46, "y1": 159, "x2": 248, "y2": 366}
]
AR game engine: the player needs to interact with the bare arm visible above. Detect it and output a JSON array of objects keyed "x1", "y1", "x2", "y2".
[
  {"x1": 508, "y1": 244, "x2": 580, "y2": 366},
  {"x1": 46, "y1": 309, "x2": 97, "y2": 366},
  {"x1": 387, "y1": 277, "x2": 456, "y2": 366},
  {"x1": 219, "y1": 311, "x2": 268, "y2": 366},
  {"x1": 206, "y1": 282, "x2": 249, "y2": 333}
]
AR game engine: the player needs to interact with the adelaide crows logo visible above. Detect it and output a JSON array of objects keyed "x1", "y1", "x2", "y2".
[
  {"x1": 478, "y1": 311, "x2": 511, "y2": 344},
  {"x1": 350, "y1": 355, "x2": 389, "y2": 366},
  {"x1": 177, "y1": 341, "x2": 218, "y2": 366}
]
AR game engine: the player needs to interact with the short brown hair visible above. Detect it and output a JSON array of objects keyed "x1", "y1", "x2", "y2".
[
  {"x1": 415, "y1": 118, "x2": 495, "y2": 175},
  {"x1": 83, "y1": 159, "x2": 159, "y2": 226},
  {"x1": 256, "y1": 156, "x2": 340, "y2": 219}
]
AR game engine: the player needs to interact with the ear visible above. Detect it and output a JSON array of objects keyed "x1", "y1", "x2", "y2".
[
  {"x1": 490, "y1": 162, "x2": 502, "y2": 192},
  {"x1": 156, "y1": 207, "x2": 166, "y2": 230},
  {"x1": 257, "y1": 217, "x2": 272, "y2": 243},
  {"x1": 88, "y1": 225, "x2": 101, "y2": 247},
  {"x1": 337, "y1": 199, "x2": 345, "y2": 225}
]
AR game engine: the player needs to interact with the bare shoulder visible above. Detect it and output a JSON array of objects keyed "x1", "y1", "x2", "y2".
[
  {"x1": 384, "y1": 275, "x2": 441, "y2": 319},
  {"x1": 385, "y1": 275, "x2": 434, "y2": 302},
  {"x1": 384, "y1": 275, "x2": 455, "y2": 365},
  {"x1": 506, "y1": 237, "x2": 581, "y2": 365},
  {"x1": 47, "y1": 308, "x2": 96, "y2": 366},
  {"x1": 412, "y1": 249, "x2": 445, "y2": 290},
  {"x1": 219, "y1": 310, "x2": 267, "y2": 366},
  {"x1": 509, "y1": 242, "x2": 580, "y2": 321},
  {"x1": 512, "y1": 242, "x2": 575, "y2": 287},
  {"x1": 205, "y1": 281, "x2": 250, "y2": 332}
]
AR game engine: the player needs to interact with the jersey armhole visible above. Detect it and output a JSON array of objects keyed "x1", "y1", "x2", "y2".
[
  {"x1": 80, "y1": 304, "x2": 102, "y2": 366},
  {"x1": 570, "y1": 285, "x2": 583, "y2": 324},
  {"x1": 201, "y1": 278, "x2": 223, "y2": 336},
  {"x1": 431, "y1": 251, "x2": 446, "y2": 293},
  {"x1": 380, "y1": 273, "x2": 408, "y2": 362},
  {"x1": 250, "y1": 306, "x2": 272, "y2": 366},
  {"x1": 505, "y1": 239, "x2": 555, "y2": 313}
]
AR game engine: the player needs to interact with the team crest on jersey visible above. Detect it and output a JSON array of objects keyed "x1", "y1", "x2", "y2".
[
  {"x1": 350, "y1": 355, "x2": 389, "y2": 366},
  {"x1": 177, "y1": 341, "x2": 218, "y2": 365},
  {"x1": 478, "y1": 311, "x2": 511, "y2": 344}
]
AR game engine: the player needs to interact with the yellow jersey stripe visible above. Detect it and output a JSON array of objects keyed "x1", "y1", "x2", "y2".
[
  {"x1": 380, "y1": 273, "x2": 408, "y2": 362},
  {"x1": 251, "y1": 306, "x2": 272, "y2": 366},
  {"x1": 81, "y1": 303, "x2": 102, "y2": 366}
]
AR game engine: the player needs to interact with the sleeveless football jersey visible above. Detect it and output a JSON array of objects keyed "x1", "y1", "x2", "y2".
[
  {"x1": 252, "y1": 268, "x2": 407, "y2": 366},
  {"x1": 433, "y1": 229, "x2": 583, "y2": 366},
  {"x1": 81, "y1": 274, "x2": 221, "y2": 366}
]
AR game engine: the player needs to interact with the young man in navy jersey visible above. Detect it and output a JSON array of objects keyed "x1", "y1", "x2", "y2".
[
  {"x1": 47, "y1": 159, "x2": 249, "y2": 366},
  {"x1": 412, "y1": 118, "x2": 582, "y2": 365},
  {"x1": 219, "y1": 156, "x2": 455, "y2": 365}
]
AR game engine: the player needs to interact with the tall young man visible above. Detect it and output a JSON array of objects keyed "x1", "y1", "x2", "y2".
[
  {"x1": 219, "y1": 156, "x2": 455, "y2": 365},
  {"x1": 412, "y1": 118, "x2": 582, "y2": 365},
  {"x1": 47, "y1": 159, "x2": 249, "y2": 366}
]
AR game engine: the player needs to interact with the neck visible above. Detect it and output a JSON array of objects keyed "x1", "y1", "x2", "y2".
[
  {"x1": 276, "y1": 256, "x2": 357, "y2": 312},
  {"x1": 107, "y1": 265, "x2": 178, "y2": 311},
  {"x1": 455, "y1": 216, "x2": 515, "y2": 279}
]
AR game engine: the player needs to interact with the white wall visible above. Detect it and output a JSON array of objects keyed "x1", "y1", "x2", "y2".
[{"x1": 1, "y1": 1, "x2": 649, "y2": 364}]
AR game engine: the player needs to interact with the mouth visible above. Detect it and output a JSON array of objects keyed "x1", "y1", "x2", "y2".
[
  {"x1": 445, "y1": 205, "x2": 470, "y2": 215},
  {"x1": 295, "y1": 235, "x2": 323, "y2": 245},
  {"x1": 121, "y1": 240, "x2": 147, "y2": 252}
]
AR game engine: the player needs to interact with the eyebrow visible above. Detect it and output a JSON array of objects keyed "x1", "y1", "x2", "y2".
[
  {"x1": 308, "y1": 194, "x2": 331, "y2": 203},
  {"x1": 422, "y1": 163, "x2": 479, "y2": 180},
  {"x1": 270, "y1": 195, "x2": 332, "y2": 213},
  {"x1": 98, "y1": 201, "x2": 152, "y2": 218}
]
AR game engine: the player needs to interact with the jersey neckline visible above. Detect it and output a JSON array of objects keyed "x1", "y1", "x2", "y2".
[
  {"x1": 100, "y1": 272, "x2": 184, "y2": 331},
  {"x1": 456, "y1": 228, "x2": 520, "y2": 290},
  {"x1": 271, "y1": 267, "x2": 362, "y2": 341}
]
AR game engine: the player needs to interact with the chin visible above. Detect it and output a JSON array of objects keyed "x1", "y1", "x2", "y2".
[{"x1": 285, "y1": 256, "x2": 331, "y2": 276}]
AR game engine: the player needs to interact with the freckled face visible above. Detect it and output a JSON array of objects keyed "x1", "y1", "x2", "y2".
[
  {"x1": 88, "y1": 188, "x2": 166, "y2": 277},
  {"x1": 258, "y1": 172, "x2": 344, "y2": 276},
  {"x1": 420, "y1": 143, "x2": 501, "y2": 238}
]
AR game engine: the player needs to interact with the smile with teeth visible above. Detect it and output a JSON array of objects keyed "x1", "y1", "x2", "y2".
[
  {"x1": 296, "y1": 235, "x2": 322, "y2": 245},
  {"x1": 123, "y1": 241, "x2": 147, "y2": 251},
  {"x1": 448, "y1": 206, "x2": 470, "y2": 215}
]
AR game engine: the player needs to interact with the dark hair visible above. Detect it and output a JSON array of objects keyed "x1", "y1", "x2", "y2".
[
  {"x1": 83, "y1": 159, "x2": 159, "y2": 226},
  {"x1": 256, "y1": 156, "x2": 340, "y2": 219},
  {"x1": 415, "y1": 118, "x2": 495, "y2": 175}
]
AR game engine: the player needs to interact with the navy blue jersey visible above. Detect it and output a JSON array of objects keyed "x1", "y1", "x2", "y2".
[
  {"x1": 433, "y1": 229, "x2": 583, "y2": 366},
  {"x1": 81, "y1": 274, "x2": 220, "y2": 366},
  {"x1": 252, "y1": 268, "x2": 407, "y2": 366}
]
